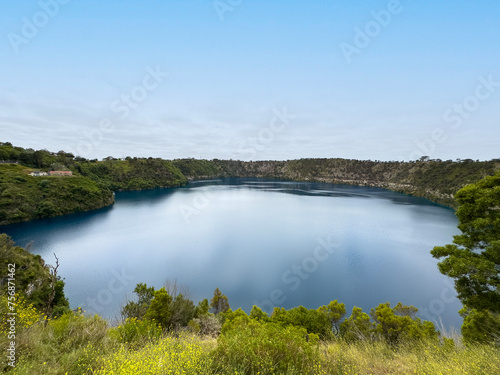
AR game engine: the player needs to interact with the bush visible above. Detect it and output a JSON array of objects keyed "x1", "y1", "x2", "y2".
[
  {"x1": 212, "y1": 317, "x2": 322, "y2": 374},
  {"x1": 188, "y1": 314, "x2": 221, "y2": 337},
  {"x1": 109, "y1": 318, "x2": 162, "y2": 347}
]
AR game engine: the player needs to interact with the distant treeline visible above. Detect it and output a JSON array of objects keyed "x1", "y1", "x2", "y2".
[{"x1": 1, "y1": 141, "x2": 499, "y2": 225}]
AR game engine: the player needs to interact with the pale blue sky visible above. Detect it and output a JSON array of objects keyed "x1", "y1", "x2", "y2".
[{"x1": 1, "y1": 0, "x2": 499, "y2": 160}]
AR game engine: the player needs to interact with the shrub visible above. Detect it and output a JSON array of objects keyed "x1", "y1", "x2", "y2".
[
  {"x1": 212, "y1": 317, "x2": 322, "y2": 374},
  {"x1": 109, "y1": 318, "x2": 162, "y2": 347}
]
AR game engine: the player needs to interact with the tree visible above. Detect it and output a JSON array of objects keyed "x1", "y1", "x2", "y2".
[
  {"x1": 121, "y1": 283, "x2": 155, "y2": 320},
  {"x1": 249, "y1": 305, "x2": 268, "y2": 321},
  {"x1": 195, "y1": 298, "x2": 210, "y2": 317},
  {"x1": 318, "y1": 299, "x2": 346, "y2": 335},
  {"x1": 0, "y1": 235, "x2": 69, "y2": 316},
  {"x1": 144, "y1": 287, "x2": 173, "y2": 329},
  {"x1": 370, "y1": 302, "x2": 438, "y2": 345},
  {"x1": 431, "y1": 172, "x2": 500, "y2": 343},
  {"x1": 169, "y1": 293, "x2": 196, "y2": 328},
  {"x1": 340, "y1": 306, "x2": 373, "y2": 342},
  {"x1": 270, "y1": 305, "x2": 332, "y2": 339},
  {"x1": 210, "y1": 288, "x2": 230, "y2": 314},
  {"x1": 141, "y1": 286, "x2": 197, "y2": 331}
]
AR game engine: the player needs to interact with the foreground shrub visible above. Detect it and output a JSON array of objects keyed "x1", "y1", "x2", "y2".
[
  {"x1": 109, "y1": 317, "x2": 162, "y2": 347},
  {"x1": 212, "y1": 317, "x2": 323, "y2": 374},
  {"x1": 460, "y1": 308, "x2": 500, "y2": 345},
  {"x1": 3, "y1": 311, "x2": 112, "y2": 375},
  {"x1": 188, "y1": 314, "x2": 221, "y2": 337}
]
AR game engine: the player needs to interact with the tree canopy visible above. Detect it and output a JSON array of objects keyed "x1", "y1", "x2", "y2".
[{"x1": 431, "y1": 171, "x2": 500, "y2": 343}]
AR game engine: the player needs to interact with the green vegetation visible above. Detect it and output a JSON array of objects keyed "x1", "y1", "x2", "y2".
[
  {"x1": 76, "y1": 158, "x2": 186, "y2": 191},
  {"x1": 0, "y1": 164, "x2": 114, "y2": 226},
  {"x1": 0, "y1": 143, "x2": 186, "y2": 225},
  {"x1": 1, "y1": 279, "x2": 499, "y2": 374},
  {"x1": 432, "y1": 171, "x2": 500, "y2": 344},
  {"x1": 0, "y1": 234, "x2": 70, "y2": 317}
]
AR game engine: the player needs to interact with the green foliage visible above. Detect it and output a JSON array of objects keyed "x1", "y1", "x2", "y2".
[
  {"x1": 195, "y1": 298, "x2": 210, "y2": 317},
  {"x1": 0, "y1": 164, "x2": 114, "y2": 225},
  {"x1": 249, "y1": 305, "x2": 269, "y2": 321},
  {"x1": 172, "y1": 158, "x2": 221, "y2": 179},
  {"x1": 213, "y1": 317, "x2": 322, "y2": 374},
  {"x1": 1, "y1": 311, "x2": 112, "y2": 374},
  {"x1": 340, "y1": 306, "x2": 374, "y2": 342},
  {"x1": 0, "y1": 234, "x2": 69, "y2": 316},
  {"x1": 339, "y1": 303, "x2": 438, "y2": 345},
  {"x1": 143, "y1": 287, "x2": 196, "y2": 331},
  {"x1": 431, "y1": 171, "x2": 500, "y2": 343},
  {"x1": 220, "y1": 308, "x2": 250, "y2": 332},
  {"x1": 76, "y1": 158, "x2": 187, "y2": 191},
  {"x1": 0, "y1": 144, "x2": 187, "y2": 225},
  {"x1": 109, "y1": 318, "x2": 162, "y2": 347},
  {"x1": 144, "y1": 287, "x2": 173, "y2": 329},
  {"x1": 271, "y1": 305, "x2": 333, "y2": 339},
  {"x1": 210, "y1": 287, "x2": 230, "y2": 314},
  {"x1": 370, "y1": 302, "x2": 438, "y2": 345},
  {"x1": 318, "y1": 299, "x2": 346, "y2": 335},
  {"x1": 121, "y1": 282, "x2": 155, "y2": 320},
  {"x1": 460, "y1": 308, "x2": 500, "y2": 344}
]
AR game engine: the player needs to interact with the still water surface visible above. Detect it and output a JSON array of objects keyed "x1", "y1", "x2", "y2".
[{"x1": 1, "y1": 179, "x2": 462, "y2": 328}]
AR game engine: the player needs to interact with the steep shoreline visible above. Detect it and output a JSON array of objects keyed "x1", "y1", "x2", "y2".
[{"x1": 1, "y1": 142, "x2": 499, "y2": 225}]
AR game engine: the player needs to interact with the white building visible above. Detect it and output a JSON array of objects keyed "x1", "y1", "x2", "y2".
[{"x1": 30, "y1": 171, "x2": 49, "y2": 177}]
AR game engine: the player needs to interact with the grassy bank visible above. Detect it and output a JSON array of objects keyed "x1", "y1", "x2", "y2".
[{"x1": 1, "y1": 308, "x2": 498, "y2": 375}]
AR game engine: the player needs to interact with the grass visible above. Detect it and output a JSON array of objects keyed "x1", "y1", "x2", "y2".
[
  {"x1": 1, "y1": 307, "x2": 498, "y2": 375},
  {"x1": 320, "y1": 339, "x2": 499, "y2": 375}
]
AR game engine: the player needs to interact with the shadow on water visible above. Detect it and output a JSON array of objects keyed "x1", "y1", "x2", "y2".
[
  {"x1": 0, "y1": 205, "x2": 115, "y2": 249},
  {"x1": 114, "y1": 187, "x2": 178, "y2": 206}
]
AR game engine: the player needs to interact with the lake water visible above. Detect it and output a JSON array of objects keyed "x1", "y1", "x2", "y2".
[{"x1": 1, "y1": 178, "x2": 463, "y2": 329}]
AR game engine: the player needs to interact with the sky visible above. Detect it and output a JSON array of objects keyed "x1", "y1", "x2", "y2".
[{"x1": 0, "y1": 0, "x2": 499, "y2": 161}]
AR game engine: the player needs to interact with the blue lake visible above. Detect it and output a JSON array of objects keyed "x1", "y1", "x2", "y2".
[{"x1": 1, "y1": 179, "x2": 463, "y2": 329}]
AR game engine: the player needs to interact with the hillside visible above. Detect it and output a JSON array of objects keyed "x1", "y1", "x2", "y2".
[
  {"x1": 0, "y1": 143, "x2": 187, "y2": 225},
  {"x1": 0, "y1": 164, "x2": 114, "y2": 226}
]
